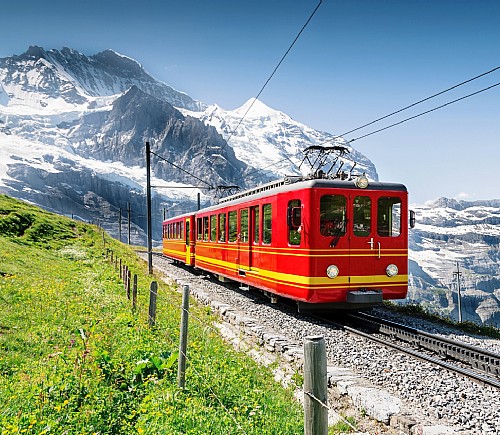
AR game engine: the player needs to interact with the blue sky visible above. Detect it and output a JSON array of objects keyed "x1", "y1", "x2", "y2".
[{"x1": 1, "y1": 0, "x2": 499, "y2": 204}]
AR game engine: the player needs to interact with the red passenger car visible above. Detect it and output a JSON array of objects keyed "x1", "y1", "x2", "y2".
[{"x1": 163, "y1": 175, "x2": 410, "y2": 310}]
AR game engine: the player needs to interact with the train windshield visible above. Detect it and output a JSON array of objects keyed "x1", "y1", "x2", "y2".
[
  {"x1": 377, "y1": 197, "x2": 402, "y2": 237},
  {"x1": 320, "y1": 195, "x2": 346, "y2": 237}
]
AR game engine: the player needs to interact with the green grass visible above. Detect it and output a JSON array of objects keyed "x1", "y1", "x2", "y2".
[
  {"x1": 328, "y1": 415, "x2": 357, "y2": 434},
  {"x1": 0, "y1": 195, "x2": 303, "y2": 434}
]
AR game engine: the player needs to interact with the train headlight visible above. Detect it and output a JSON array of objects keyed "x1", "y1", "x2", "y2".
[
  {"x1": 326, "y1": 265, "x2": 339, "y2": 279},
  {"x1": 386, "y1": 264, "x2": 399, "y2": 277},
  {"x1": 355, "y1": 174, "x2": 369, "y2": 189}
]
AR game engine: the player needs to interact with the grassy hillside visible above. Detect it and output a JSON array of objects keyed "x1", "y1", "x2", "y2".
[{"x1": 0, "y1": 195, "x2": 303, "y2": 434}]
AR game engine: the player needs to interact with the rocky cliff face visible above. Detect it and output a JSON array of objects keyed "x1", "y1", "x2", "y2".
[
  {"x1": 63, "y1": 86, "x2": 253, "y2": 188},
  {"x1": 408, "y1": 199, "x2": 500, "y2": 326}
]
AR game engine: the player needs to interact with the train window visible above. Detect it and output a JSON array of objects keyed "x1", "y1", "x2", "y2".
[
  {"x1": 320, "y1": 195, "x2": 346, "y2": 236},
  {"x1": 228, "y1": 211, "x2": 237, "y2": 242},
  {"x1": 197, "y1": 218, "x2": 202, "y2": 240},
  {"x1": 180, "y1": 221, "x2": 184, "y2": 240},
  {"x1": 288, "y1": 200, "x2": 301, "y2": 246},
  {"x1": 176, "y1": 222, "x2": 180, "y2": 239},
  {"x1": 203, "y1": 216, "x2": 209, "y2": 241},
  {"x1": 240, "y1": 209, "x2": 249, "y2": 242},
  {"x1": 218, "y1": 213, "x2": 226, "y2": 242},
  {"x1": 353, "y1": 196, "x2": 371, "y2": 237},
  {"x1": 252, "y1": 206, "x2": 259, "y2": 244},
  {"x1": 210, "y1": 215, "x2": 217, "y2": 241},
  {"x1": 263, "y1": 204, "x2": 272, "y2": 244},
  {"x1": 378, "y1": 197, "x2": 402, "y2": 237}
]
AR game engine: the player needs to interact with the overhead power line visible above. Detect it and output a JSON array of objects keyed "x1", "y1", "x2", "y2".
[
  {"x1": 348, "y1": 81, "x2": 500, "y2": 143},
  {"x1": 339, "y1": 65, "x2": 500, "y2": 138},
  {"x1": 239, "y1": 67, "x2": 500, "y2": 184},
  {"x1": 222, "y1": 0, "x2": 323, "y2": 150},
  {"x1": 150, "y1": 150, "x2": 213, "y2": 189}
]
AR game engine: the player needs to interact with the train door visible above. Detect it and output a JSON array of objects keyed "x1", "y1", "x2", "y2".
[
  {"x1": 238, "y1": 207, "x2": 250, "y2": 271},
  {"x1": 373, "y1": 194, "x2": 407, "y2": 296},
  {"x1": 250, "y1": 205, "x2": 259, "y2": 270},
  {"x1": 349, "y1": 195, "x2": 375, "y2": 289},
  {"x1": 185, "y1": 218, "x2": 191, "y2": 265},
  {"x1": 319, "y1": 193, "x2": 350, "y2": 283}
]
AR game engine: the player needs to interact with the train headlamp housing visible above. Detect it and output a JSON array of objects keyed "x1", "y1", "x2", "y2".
[
  {"x1": 326, "y1": 264, "x2": 339, "y2": 279},
  {"x1": 386, "y1": 264, "x2": 399, "y2": 277},
  {"x1": 355, "y1": 174, "x2": 369, "y2": 189}
]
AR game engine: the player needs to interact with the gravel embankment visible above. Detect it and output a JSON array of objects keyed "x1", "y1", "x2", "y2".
[{"x1": 144, "y1": 254, "x2": 500, "y2": 434}]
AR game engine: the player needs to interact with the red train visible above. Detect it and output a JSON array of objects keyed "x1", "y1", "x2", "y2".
[{"x1": 162, "y1": 175, "x2": 411, "y2": 310}]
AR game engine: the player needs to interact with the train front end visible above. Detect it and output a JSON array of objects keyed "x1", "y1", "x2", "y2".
[{"x1": 298, "y1": 178, "x2": 409, "y2": 310}]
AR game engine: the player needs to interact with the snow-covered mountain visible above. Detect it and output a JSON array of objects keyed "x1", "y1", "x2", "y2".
[
  {"x1": 0, "y1": 46, "x2": 377, "y2": 241},
  {"x1": 182, "y1": 99, "x2": 377, "y2": 182},
  {"x1": 0, "y1": 46, "x2": 204, "y2": 113},
  {"x1": 409, "y1": 198, "x2": 500, "y2": 326}
]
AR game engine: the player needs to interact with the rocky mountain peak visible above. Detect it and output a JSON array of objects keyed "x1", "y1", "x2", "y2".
[
  {"x1": 431, "y1": 197, "x2": 465, "y2": 210},
  {"x1": 24, "y1": 45, "x2": 49, "y2": 60},
  {"x1": 91, "y1": 49, "x2": 146, "y2": 78}
]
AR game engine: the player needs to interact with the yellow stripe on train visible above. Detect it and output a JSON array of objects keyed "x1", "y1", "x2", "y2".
[{"x1": 195, "y1": 255, "x2": 407, "y2": 288}]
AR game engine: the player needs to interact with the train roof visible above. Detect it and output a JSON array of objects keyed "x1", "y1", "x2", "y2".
[
  {"x1": 163, "y1": 177, "x2": 407, "y2": 221},
  {"x1": 218, "y1": 177, "x2": 407, "y2": 203}
]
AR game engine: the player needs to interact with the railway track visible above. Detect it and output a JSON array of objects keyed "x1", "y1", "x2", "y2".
[{"x1": 321, "y1": 311, "x2": 500, "y2": 389}]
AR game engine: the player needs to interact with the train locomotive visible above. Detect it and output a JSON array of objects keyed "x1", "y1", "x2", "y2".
[{"x1": 162, "y1": 150, "x2": 412, "y2": 310}]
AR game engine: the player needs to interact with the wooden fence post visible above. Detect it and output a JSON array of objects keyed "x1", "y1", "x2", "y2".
[
  {"x1": 123, "y1": 265, "x2": 128, "y2": 291},
  {"x1": 132, "y1": 274, "x2": 138, "y2": 312},
  {"x1": 148, "y1": 281, "x2": 158, "y2": 327},
  {"x1": 304, "y1": 335, "x2": 328, "y2": 435},
  {"x1": 178, "y1": 284, "x2": 190, "y2": 388},
  {"x1": 126, "y1": 269, "x2": 131, "y2": 300}
]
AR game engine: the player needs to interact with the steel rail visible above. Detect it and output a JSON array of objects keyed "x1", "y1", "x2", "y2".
[
  {"x1": 333, "y1": 313, "x2": 500, "y2": 390},
  {"x1": 350, "y1": 312, "x2": 500, "y2": 377}
]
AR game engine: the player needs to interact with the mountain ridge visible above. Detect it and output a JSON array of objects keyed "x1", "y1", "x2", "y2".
[{"x1": 0, "y1": 45, "x2": 205, "y2": 113}]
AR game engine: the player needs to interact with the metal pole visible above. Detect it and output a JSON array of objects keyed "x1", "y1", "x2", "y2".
[
  {"x1": 118, "y1": 208, "x2": 122, "y2": 242},
  {"x1": 197, "y1": 192, "x2": 201, "y2": 211},
  {"x1": 127, "y1": 202, "x2": 131, "y2": 245},
  {"x1": 454, "y1": 262, "x2": 463, "y2": 323},
  {"x1": 146, "y1": 141, "x2": 153, "y2": 275},
  {"x1": 178, "y1": 284, "x2": 190, "y2": 388},
  {"x1": 304, "y1": 335, "x2": 328, "y2": 435}
]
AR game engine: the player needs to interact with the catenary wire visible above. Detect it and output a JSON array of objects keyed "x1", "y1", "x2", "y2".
[
  {"x1": 220, "y1": 0, "x2": 323, "y2": 155},
  {"x1": 150, "y1": 150, "x2": 213, "y2": 189},
  {"x1": 144, "y1": 2, "x2": 323, "y2": 192},
  {"x1": 338, "y1": 65, "x2": 500, "y2": 138},
  {"x1": 230, "y1": 76, "x2": 500, "y2": 188},
  {"x1": 347, "y1": 81, "x2": 500, "y2": 143}
]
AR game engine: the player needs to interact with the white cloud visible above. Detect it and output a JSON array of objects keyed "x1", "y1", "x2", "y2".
[{"x1": 455, "y1": 192, "x2": 470, "y2": 200}]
